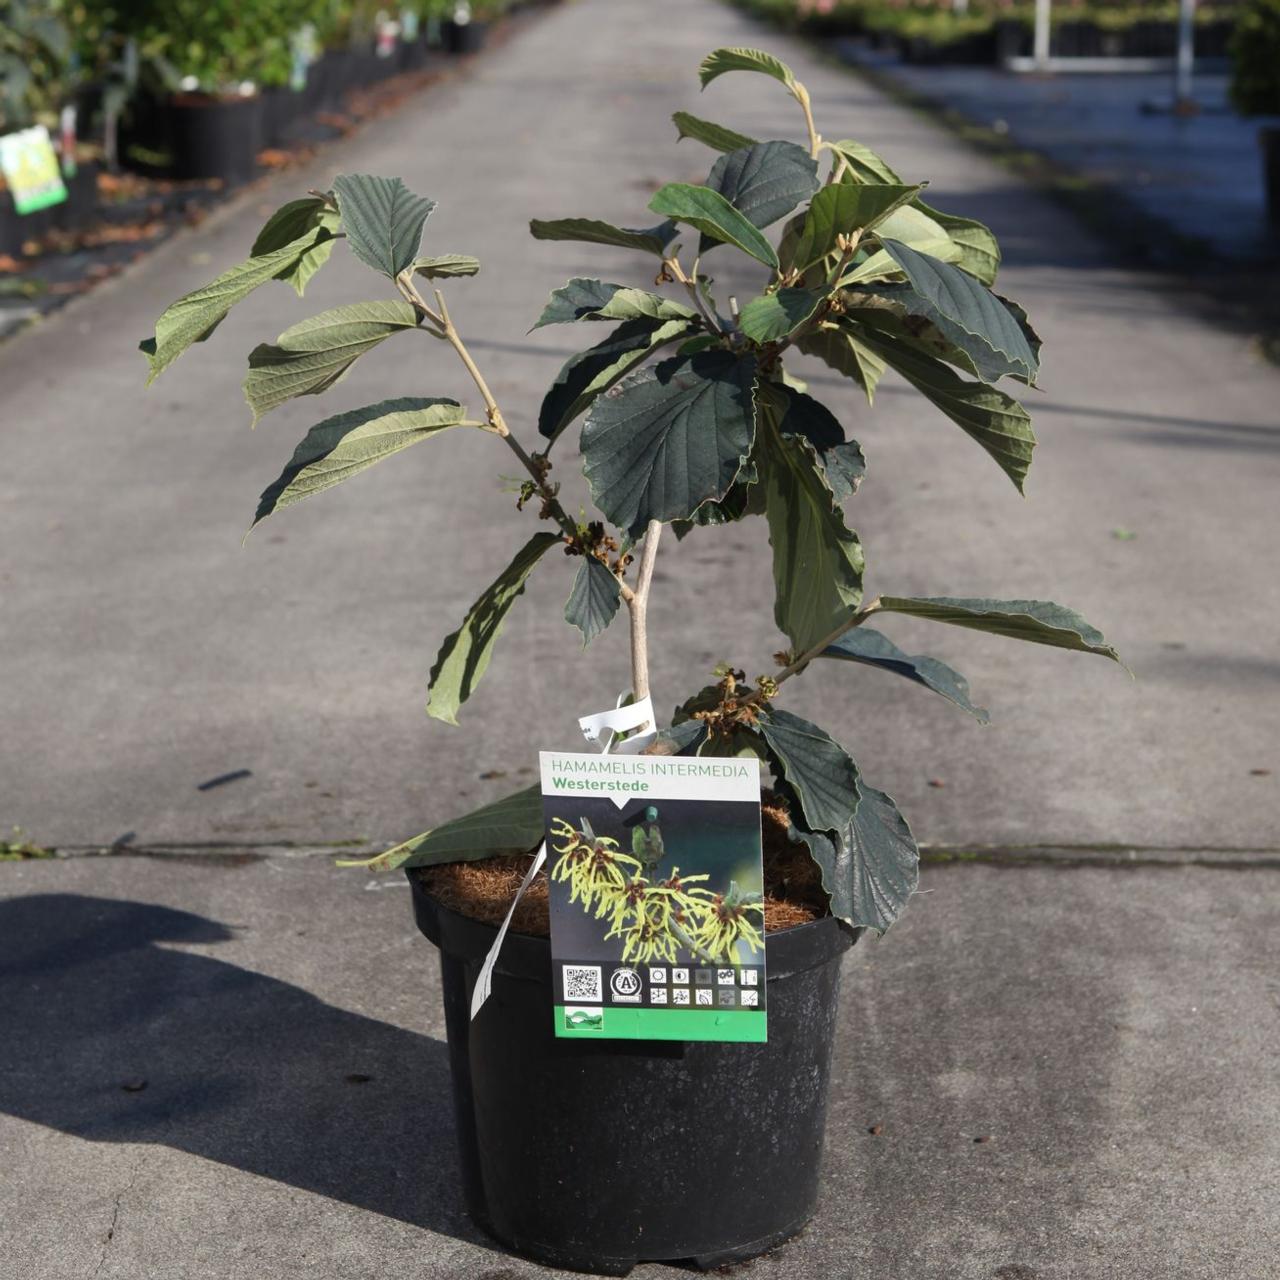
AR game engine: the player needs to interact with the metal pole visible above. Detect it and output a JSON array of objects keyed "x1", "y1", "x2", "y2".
[
  {"x1": 1175, "y1": 0, "x2": 1196, "y2": 106},
  {"x1": 1034, "y1": 0, "x2": 1052, "y2": 72}
]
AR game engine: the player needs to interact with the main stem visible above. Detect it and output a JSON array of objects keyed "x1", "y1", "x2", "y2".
[{"x1": 628, "y1": 520, "x2": 662, "y2": 705}]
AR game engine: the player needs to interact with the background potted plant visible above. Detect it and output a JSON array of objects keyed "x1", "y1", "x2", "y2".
[
  {"x1": 1230, "y1": 0, "x2": 1280, "y2": 225},
  {"x1": 141, "y1": 45, "x2": 1120, "y2": 1274}
]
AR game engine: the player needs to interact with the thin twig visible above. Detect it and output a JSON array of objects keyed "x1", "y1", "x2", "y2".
[
  {"x1": 664, "y1": 254, "x2": 724, "y2": 336},
  {"x1": 627, "y1": 520, "x2": 663, "y2": 702}
]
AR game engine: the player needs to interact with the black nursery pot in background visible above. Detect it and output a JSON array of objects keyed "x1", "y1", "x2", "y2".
[
  {"x1": 411, "y1": 881, "x2": 854, "y2": 1275},
  {"x1": 443, "y1": 19, "x2": 489, "y2": 54},
  {"x1": 1262, "y1": 127, "x2": 1280, "y2": 227},
  {"x1": 169, "y1": 94, "x2": 261, "y2": 185}
]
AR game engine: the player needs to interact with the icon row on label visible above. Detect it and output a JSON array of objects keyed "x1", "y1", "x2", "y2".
[
  {"x1": 648, "y1": 967, "x2": 759, "y2": 987},
  {"x1": 651, "y1": 987, "x2": 759, "y2": 1008}
]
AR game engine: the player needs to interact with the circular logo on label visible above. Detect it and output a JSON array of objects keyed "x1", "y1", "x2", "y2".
[{"x1": 610, "y1": 967, "x2": 642, "y2": 998}]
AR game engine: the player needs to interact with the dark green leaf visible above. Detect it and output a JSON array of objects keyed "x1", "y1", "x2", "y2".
[
  {"x1": 427, "y1": 532, "x2": 563, "y2": 724},
  {"x1": 412, "y1": 254, "x2": 480, "y2": 279},
  {"x1": 539, "y1": 317, "x2": 694, "y2": 443},
  {"x1": 797, "y1": 323, "x2": 885, "y2": 404},
  {"x1": 774, "y1": 383, "x2": 866, "y2": 499},
  {"x1": 243, "y1": 300, "x2": 420, "y2": 425},
  {"x1": 345, "y1": 785, "x2": 543, "y2": 871},
  {"x1": 528, "y1": 217, "x2": 679, "y2": 257},
  {"x1": 251, "y1": 196, "x2": 341, "y2": 296},
  {"x1": 758, "y1": 708, "x2": 859, "y2": 833},
  {"x1": 648, "y1": 183, "x2": 779, "y2": 268},
  {"x1": 737, "y1": 287, "x2": 826, "y2": 343},
  {"x1": 881, "y1": 239, "x2": 1038, "y2": 383},
  {"x1": 915, "y1": 200, "x2": 1000, "y2": 285},
  {"x1": 821, "y1": 627, "x2": 988, "y2": 721},
  {"x1": 874, "y1": 597, "x2": 1121, "y2": 662},
  {"x1": 672, "y1": 111, "x2": 757, "y2": 152},
  {"x1": 699, "y1": 46, "x2": 796, "y2": 89},
  {"x1": 253, "y1": 398, "x2": 471, "y2": 528},
  {"x1": 857, "y1": 331, "x2": 1035, "y2": 491},
  {"x1": 793, "y1": 183, "x2": 922, "y2": 271},
  {"x1": 789, "y1": 782, "x2": 919, "y2": 933},
  {"x1": 564, "y1": 557, "x2": 622, "y2": 647},
  {"x1": 332, "y1": 174, "x2": 435, "y2": 279},
  {"x1": 581, "y1": 351, "x2": 757, "y2": 538},
  {"x1": 827, "y1": 139, "x2": 902, "y2": 184},
  {"x1": 706, "y1": 141, "x2": 820, "y2": 231},
  {"x1": 533, "y1": 278, "x2": 696, "y2": 330},
  {"x1": 649, "y1": 719, "x2": 709, "y2": 756}
]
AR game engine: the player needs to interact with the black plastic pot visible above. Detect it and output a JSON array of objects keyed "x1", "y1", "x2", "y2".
[
  {"x1": 169, "y1": 94, "x2": 261, "y2": 185},
  {"x1": 411, "y1": 880, "x2": 854, "y2": 1275},
  {"x1": 443, "y1": 19, "x2": 489, "y2": 55},
  {"x1": 1262, "y1": 127, "x2": 1280, "y2": 228}
]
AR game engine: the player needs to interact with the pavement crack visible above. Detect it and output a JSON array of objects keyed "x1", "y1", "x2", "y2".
[{"x1": 92, "y1": 1193, "x2": 122, "y2": 1279}]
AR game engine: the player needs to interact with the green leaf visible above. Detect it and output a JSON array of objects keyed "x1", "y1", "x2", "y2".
[
  {"x1": 528, "y1": 217, "x2": 679, "y2": 257},
  {"x1": 792, "y1": 183, "x2": 923, "y2": 271},
  {"x1": 539, "y1": 317, "x2": 694, "y2": 444},
  {"x1": 252, "y1": 398, "x2": 470, "y2": 529},
  {"x1": 699, "y1": 46, "x2": 796, "y2": 90},
  {"x1": 758, "y1": 707, "x2": 859, "y2": 833},
  {"x1": 827, "y1": 139, "x2": 902, "y2": 184},
  {"x1": 648, "y1": 183, "x2": 779, "y2": 268},
  {"x1": 788, "y1": 781, "x2": 919, "y2": 934},
  {"x1": 774, "y1": 383, "x2": 866, "y2": 499},
  {"x1": 427, "y1": 532, "x2": 562, "y2": 725},
  {"x1": 581, "y1": 351, "x2": 757, "y2": 538},
  {"x1": 250, "y1": 196, "x2": 341, "y2": 297},
  {"x1": 797, "y1": 322, "x2": 886, "y2": 404},
  {"x1": 344, "y1": 785, "x2": 543, "y2": 871},
  {"x1": 533, "y1": 278, "x2": 696, "y2": 329},
  {"x1": 873, "y1": 597, "x2": 1121, "y2": 662},
  {"x1": 862, "y1": 205, "x2": 959, "y2": 263},
  {"x1": 140, "y1": 224, "x2": 333, "y2": 383},
  {"x1": 672, "y1": 111, "x2": 757, "y2": 153},
  {"x1": 880, "y1": 239, "x2": 1038, "y2": 383},
  {"x1": 650, "y1": 719, "x2": 709, "y2": 756},
  {"x1": 412, "y1": 254, "x2": 480, "y2": 279},
  {"x1": 857, "y1": 331, "x2": 1035, "y2": 491},
  {"x1": 758, "y1": 387, "x2": 864, "y2": 653},
  {"x1": 915, "y1": 200, "x2": 1000, "y2": 285},
  {"x1": 820, "y1": 627, "x2": 988, "y2": 721},
  {"x1": 737, "y1": 287, "x2": 826, "y2": 343},
  {"x1": 706, "y1": 141, "x2": 820, "y2": 231},
  {"x1": 564, "y1": 557, "x2": 622, "y2": 646},
  {"x1": 243, "y1": 300, "x2": 420, "y2": 425},
  {"x1": 332, "y1": 173, "x2": 435, "y2": 279}
]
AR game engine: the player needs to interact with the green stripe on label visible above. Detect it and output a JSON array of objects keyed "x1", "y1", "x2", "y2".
[{"x1": 555, "y1": 1004, "x2": 767, "y2": 1043}]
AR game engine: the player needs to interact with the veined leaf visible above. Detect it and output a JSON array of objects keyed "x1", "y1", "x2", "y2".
[
  {"x1": 797, "y1": 322, "x2": 886, "y2": 405},
  {"x1": 788, "y1": 782, "x2": 919, "y2": 934},
  {"x1": 699, "y1": 46, "x2": 796, "y2": 90},
  {"x1": 792, "y1": 183, "x2": 923, "y2": 271},
  {"x1": 737, "y1": 287, "x2": 826, "y2": 343},
  {"x1": 821, "y1": 627, "x2": 988, "y2": 721},
  {"x1": 427, "y1": 532, "x2": 562, "y2": 724},
  {"x1": 648, "y1": 183, "x2": 779, "y2": 268},
  {"x1": 252, "y1": 398, "x2": 471, "y2": 529},
  {"x1": 529, "y1": 217, "x2": 679, "y2": 257},
  {"x1": 413, "y1": 254, "x2": 480, "y2": 279},
  {"x1": 873, "y1": 596, "x2": 1121, "y2": 662},
  {"x1": 140, "y1": 224, "x2": 333, "y2": 383},
  {"x1": 774, "y1": 383, "x2": 866, "y2": 499},
  {"x1": 858, "y1": 330, "x2": 1035, "y2": 491},
  {"x1": 243, "y1": 300, "x2": 420, "y2": 425},
  {"x1": 759, "y1": 708, "x2": 859, "y2": 834},
  {"x1": 564, "y1": 556, "x2": 622, "y2": 646},
  {"x1": 539, "y1": 317, "x2": 694, "y2": 443},
  {"x1": 881, "y1": 239, "x2": 1038, "y2": 383},
  {"x1": 648, "y1": 719, "x2": 709, "y2": 757},
  {"x1": 332, "y1": 173, "x2": 435, "y2": 279},
  {"x1": 250, "y1": 196, "x2": 341, "y2": 297},
  {"x1": 916, "y1": 200, "x2": 1000, "y2": 285},
  {"x1": 581, "y1": 350, "x2": 757, "y2": 538},
  {"x1": 827, "y1": 138, "x2": 902, "y2": 184},
  {"x1": 533, "y1": 278, "x2": 696, "y2": 330},
  {"x1": 672, "y1": 111, "x2": 757, "y2": 152},
  {"x1": 758, "y1": 387, "x2": 864, "y2": 653},
  {"x1": 342, "y1": 785, "x2": 543, "y2": 872},
  {"x1": 706, "y1": 141, "x2": 820, "y2": 231},
  {"x1": 866, "y1": 205, "x2": 959, "y2": 262}
]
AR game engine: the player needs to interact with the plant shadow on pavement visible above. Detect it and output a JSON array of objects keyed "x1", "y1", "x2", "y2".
[{"x1": 0, "y1": 894, "x2": 484, "y2": 1241}]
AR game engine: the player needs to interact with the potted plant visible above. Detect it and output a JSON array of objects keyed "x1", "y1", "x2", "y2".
[
  {"x1": 140, "y1": 45, "x2": 1120, "y2": 1273},
  {"x1": 1230, "y1": 0, "x2": 1280, "y2": 225}
]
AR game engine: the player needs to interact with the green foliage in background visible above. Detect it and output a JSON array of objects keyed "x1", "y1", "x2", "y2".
[
  {"x1": 141, "y1": 48, "x2": 1121, "y2": 938},
  {"x1": 1230, "y1": 0, "x2": 1280, "y2": 115}
]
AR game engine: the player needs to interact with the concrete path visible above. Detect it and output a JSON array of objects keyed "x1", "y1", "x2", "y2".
[{"x1": 2, "y1": 1, "x2": 1279, "y2": 1275}]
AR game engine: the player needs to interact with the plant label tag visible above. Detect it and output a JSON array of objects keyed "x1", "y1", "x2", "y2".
[
  {"x1": 542, "y1": 751, "x2": 767, "y2": 1043},
  {"x1": 0, "y1": 126, "x2": 68, "y2": 216}
]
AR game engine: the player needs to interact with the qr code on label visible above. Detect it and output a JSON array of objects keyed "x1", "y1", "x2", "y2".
[{"x1": 562, "y1": 965, "x2": 603, "y2": 1002}]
